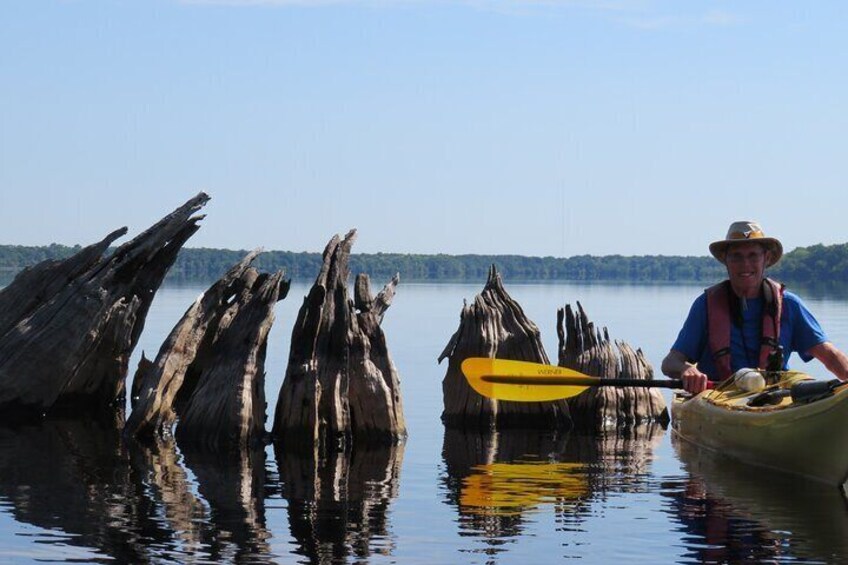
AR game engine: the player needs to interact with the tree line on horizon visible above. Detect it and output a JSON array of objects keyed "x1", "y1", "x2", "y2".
[{"x1": 2, "y1": 241, "x2": 847, "y2": 286}]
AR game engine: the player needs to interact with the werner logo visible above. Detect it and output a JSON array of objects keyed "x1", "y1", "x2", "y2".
[{"x1": 538, "y1": 368, "x2": 561, "y2": 375}]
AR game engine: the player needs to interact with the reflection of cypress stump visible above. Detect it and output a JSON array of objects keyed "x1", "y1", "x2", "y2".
[
  {"x1": 126, "y1": 436, "x2": 207, "y2": 548},
  {"x1": 557, "y1": 302, "x2": 668, "y2": 427},
  {"x1": 0, "y1": 417, "x2": 181, "y2": 563},
  {"x1": 125, "y1": 250, "x2": 288, "y2": 447},
  {"x1": 439, "y1": 266, "x2": 570, "y2": 429},
  {"x1": 275, "y1": 442, "x2": 404, "y2": 563},
  {"x1": 272, "y1": 230, "x2": 406, "y2": 450},
  {"x1": 179, "y1": 442, "x2": 271, "y2": 558},
  {"x1": 0, "y1": 193, "x2": 209, "y2": 419},
  {"x1": 441, "y1": 428, "x2": 586, "y2": 549}
]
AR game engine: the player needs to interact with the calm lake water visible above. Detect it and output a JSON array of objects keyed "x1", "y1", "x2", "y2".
[{"x1": 2, "y1": 280, "x2": 848, "y2": 564}]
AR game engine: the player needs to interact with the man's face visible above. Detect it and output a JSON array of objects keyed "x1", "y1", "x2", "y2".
[{"x1": 725, "y1": 242, "x2": 769, "y2": 297}]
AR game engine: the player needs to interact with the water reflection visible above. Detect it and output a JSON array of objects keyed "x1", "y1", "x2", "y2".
[
  {"x1": 274, "y1": 441, "x2": 405, "y2": 564},
  {"x1": 667, "y1": 436, "x2": 848, "y2": 563},
  {"x1": 441, "y1": 425, "x2": 666, "y2": 557},
  {"x1": 178, "y1": 442, "x2": 274, "y2": 563},
  {"x1": 459, "y1": 460, "x2": 588, "y2": 517},
  {"x1": 0, "y1": 418, "x2": 278, "y2": 563},
  {"x1": 125, "y1": 435, "x2": 207, "y2": 557},
  {"x1": 0, "y1": 417, "x2": 165, "y2": 563}
]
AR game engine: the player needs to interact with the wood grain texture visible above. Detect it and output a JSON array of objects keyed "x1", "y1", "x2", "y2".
[{"x1": 0, "y1": 193, "x2": 209, "y2": 419}]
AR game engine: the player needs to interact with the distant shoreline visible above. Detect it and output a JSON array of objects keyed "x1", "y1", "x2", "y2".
[{"x1": 1, "y1": 242, "x2": 846, "y2": 287}]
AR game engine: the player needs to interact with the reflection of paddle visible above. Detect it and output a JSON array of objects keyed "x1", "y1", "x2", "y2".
[
  {"x1": 461, "y1": 357, "x2": 709, "y2": 402},
  {"x1": 460, "y1": 461, "x2": 588, "y2": 517}
]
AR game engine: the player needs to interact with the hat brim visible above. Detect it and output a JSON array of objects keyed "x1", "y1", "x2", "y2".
[{"x1": 709, "y1": 238, "x2": 783, "y2": 268}]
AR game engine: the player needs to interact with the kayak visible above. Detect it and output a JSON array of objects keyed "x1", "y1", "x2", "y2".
[{"x1": 671, "y1": 371, "x2": 848, "y2": 490}]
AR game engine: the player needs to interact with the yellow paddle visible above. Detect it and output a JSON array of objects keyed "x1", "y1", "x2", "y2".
[{"x1": 461, "y1": 357, "x2": 697, "y2": 402}]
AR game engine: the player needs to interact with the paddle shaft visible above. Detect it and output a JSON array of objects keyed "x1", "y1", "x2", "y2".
[{"x1": 480, "y1": 374, "x2": 685, "y2": 389}]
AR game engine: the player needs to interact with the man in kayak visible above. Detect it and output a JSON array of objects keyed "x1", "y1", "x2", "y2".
[{"x1": 661, "y1": 220, "x2": 848, "y2": 393}]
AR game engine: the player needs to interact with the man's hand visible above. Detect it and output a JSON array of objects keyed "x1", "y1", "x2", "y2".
[
  {"x1": 680, "y1": 365, "x2": 710, "y2": 394},
  {"x1": 662, "y1": 349, "x2": 709, "y2": 394}
]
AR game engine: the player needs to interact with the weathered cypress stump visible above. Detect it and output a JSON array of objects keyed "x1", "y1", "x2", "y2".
[
  {"x1": 0, "y1": 193, "x2": 209, "y2": 419},
  {"x1": 272, "y1": 229, "x2": 406, "y2": 450},
  {"x1": 438, "y1": 265, "x2": 571, "y2": 429},
  {"x1": 126, "y1": 250, "x2": 289, "y2": 448},
  {"x1": 557, "y1": 302, "x2": 668, "y2": 428}
]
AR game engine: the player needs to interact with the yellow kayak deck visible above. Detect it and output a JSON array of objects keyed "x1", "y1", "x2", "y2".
[{"x1": 671, "y1": 372, "x2": 848, "y2": 489}]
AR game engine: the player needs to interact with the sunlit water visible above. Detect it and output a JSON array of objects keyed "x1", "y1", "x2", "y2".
[{"x1": 1, "y1": 280, "x2": 847, "y2": 564}]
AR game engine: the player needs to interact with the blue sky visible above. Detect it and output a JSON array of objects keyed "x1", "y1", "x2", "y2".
[{"x1": 1, "y1": 1, "x2": 845, "y2": 257}]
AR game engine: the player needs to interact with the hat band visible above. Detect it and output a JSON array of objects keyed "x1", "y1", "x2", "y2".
[{"x1": 728, "y1": 230, "x2": 765, "y2": 240}]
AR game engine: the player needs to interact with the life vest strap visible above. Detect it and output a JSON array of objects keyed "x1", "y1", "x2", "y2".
[
  {"x1": 713, "y1": 347, "x2": 731, "y2": 359},
  {"x1": 705, "y1": 278, "x2": 784, "y2": 380}
]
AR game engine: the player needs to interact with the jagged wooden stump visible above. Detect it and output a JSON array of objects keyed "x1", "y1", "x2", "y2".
[
  {"x1": 0, "y1": 193, "x2": 209, "y2": 419},
  {"x1": 557, "y1": 302, "x2": 668, "y2": 428},
  {"x1": 126, "y1": 250, "x2": 289, "y2": 448},
  {"x1": 438, "y1": 265, "x2": 571, "y2": 429},
  {"x1": 272, "y1": 229, "x2": 406, "y2": 450}
]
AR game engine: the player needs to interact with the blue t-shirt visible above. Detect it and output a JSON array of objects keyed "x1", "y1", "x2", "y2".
[{"x1": 671, "y1": 289, "x2": 827, "y2": 379}]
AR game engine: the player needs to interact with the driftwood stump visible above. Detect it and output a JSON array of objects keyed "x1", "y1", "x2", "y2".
[
  {"x1": 557, "y1": 302, "x2": 668, "y2": 427},
  {"x1": 125, "y1": 250, "x2": 289, "y2": 448},
  {"x1": 439, "y1": 265, "x2": 571, "y2": 429},
  {"x1": 272, "y1": 230, "x2": 406, "y2": 450},
  {"x1": 0, "y1": 193, "x2": 209, "y2": 419}
]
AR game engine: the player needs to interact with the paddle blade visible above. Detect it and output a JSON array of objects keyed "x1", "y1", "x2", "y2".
[{"x1": 461, "y1": 357, "x2": 593, "y2": 402}]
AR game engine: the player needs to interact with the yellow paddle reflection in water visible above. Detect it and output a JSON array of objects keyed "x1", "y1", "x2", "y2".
[{"x1": 460, "y1": 461, "x2": 589, "y2": 517}]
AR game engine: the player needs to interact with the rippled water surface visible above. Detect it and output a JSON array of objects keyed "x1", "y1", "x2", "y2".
[{"x1": 1, "y1": 280, "x2": 847, "y2": 563}]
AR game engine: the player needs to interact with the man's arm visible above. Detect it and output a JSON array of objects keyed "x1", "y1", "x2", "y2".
[
  {"x1": 809, "y1": 342, "x2": 848, "y2": 381},
  {"x1": 662, "y1": 349, "x2": 710, "y2": 393}
]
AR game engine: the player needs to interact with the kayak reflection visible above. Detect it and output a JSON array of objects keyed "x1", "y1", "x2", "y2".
[{"x1": 669, "y1": 435, "x2": 848, "y2": 563}]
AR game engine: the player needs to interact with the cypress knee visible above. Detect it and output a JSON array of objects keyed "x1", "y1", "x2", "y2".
[
  {"x1": 557, "y1": 302, "x2": 668, "y2": 428},
  {"x1": 438, "y1": 265, "x2": 571, "y2": 430},
  {"x1": 272, "y1": 229, "x2": 406, "y2": 450},
  {"x1": 125, "y1": 249, "x2": 288, "y2": 448},
  {"x1": 0, "y1": 193, "x2": 209, "y2": 420}
]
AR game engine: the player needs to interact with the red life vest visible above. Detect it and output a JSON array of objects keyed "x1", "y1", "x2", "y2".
[{"x1": 705, "y1": 278, "x2": 784, "y2": 380}]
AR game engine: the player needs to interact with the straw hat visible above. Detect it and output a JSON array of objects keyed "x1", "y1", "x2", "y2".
[{"x1": 709, "y1": 221, "x2": 783, "y2": 267}]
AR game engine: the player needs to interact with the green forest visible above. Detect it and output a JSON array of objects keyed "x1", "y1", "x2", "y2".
[{"x1": 2, "y1": 241, "x2": 847, "y2": 286}]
